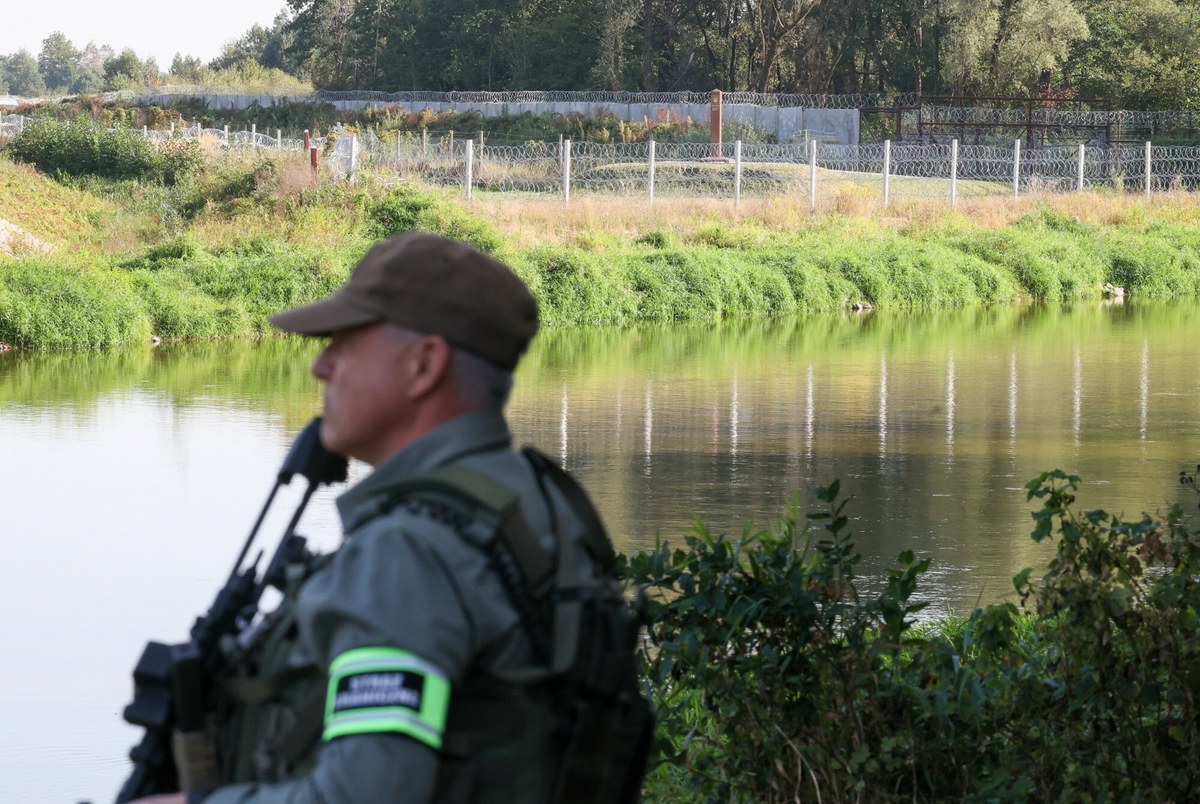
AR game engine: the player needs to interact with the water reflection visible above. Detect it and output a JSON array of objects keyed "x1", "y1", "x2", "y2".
[{"x1": 7, "y1": 302, "x2": 1200, "y2": 802}]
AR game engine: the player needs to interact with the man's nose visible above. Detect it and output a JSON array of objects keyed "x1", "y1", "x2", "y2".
[{"x1": 312, "y1": 347, "x2": 332, "y2": 379}]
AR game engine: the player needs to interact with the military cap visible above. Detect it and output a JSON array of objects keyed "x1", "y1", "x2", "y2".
[{"x1": 270, "y1": 233, "x2": 539, "y2": 370}]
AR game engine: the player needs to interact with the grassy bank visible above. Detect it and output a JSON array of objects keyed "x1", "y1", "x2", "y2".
[{"x1": 3, "y1": 144, "x2": 1200, "y2": 348}]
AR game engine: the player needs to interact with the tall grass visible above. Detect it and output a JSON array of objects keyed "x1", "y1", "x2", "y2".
[{"x1": 5, "y1": 148, "x2": 1200, "y2": 348}]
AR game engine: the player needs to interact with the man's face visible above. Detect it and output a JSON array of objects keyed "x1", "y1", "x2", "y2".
[{"x1": 311, "y1": 322, "x2": 422, "y2": 466}]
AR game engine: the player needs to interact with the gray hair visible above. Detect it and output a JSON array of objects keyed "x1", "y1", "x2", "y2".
[{"x1": 449, "y1": 345, "x2": 515, "y2": 410}]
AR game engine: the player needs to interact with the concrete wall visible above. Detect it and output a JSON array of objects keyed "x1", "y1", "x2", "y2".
[{"x1": 133, "y1": 92, "x2": 861, "y2": 144}]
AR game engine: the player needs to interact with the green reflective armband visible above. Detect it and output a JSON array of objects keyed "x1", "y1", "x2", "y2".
[{"x1": 323, "y1": 647, "x2": 451, "y2": 750}]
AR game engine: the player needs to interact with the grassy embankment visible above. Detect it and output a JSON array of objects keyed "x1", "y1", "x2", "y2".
[{"x1": 3, "y1": 144, "x2": 1200, "y2": 348}]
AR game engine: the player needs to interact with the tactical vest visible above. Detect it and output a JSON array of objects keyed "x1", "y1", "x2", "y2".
[{"x1": 216, "y1": 447, "x2": 654, "y2": 804}]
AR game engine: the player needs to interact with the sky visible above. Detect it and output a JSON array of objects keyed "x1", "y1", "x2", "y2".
[{"x1": 0, "y1": 0, "x2": 290, "y2": 69}]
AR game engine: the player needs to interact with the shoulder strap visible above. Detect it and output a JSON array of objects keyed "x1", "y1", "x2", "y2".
[
  {"x1": 383, "y1": 464, "x2": 555, "y2": 598},
  {"x1": 521, "y1": 447, "x2": 618, "y2": 575},
  {"x1": 377, "y1": 455, "x2": 615, "y2": 682}
]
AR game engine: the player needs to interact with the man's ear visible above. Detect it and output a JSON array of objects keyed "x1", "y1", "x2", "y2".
[{"x1": 406, "y1": 335, "x2": 454, "y2": 400}]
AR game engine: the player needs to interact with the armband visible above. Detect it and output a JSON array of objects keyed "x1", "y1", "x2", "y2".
[{"x1": 323, "y1": 646, "x2": 451, "y2": 750}]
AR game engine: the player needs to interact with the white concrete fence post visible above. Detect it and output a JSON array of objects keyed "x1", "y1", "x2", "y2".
[
  {"x1": 143, "y1": 125, "x2": 148, "y2": 138},
  {"x1": 170, "y1": 121, "x2": 175, "y2": 137},
  {"x1": 349, "y1": 134, "x2": 359, "y2": 181},
  {"x1": 647, "y1": 139, "x2": 656, "y2": 202},
  {"x1": 276, "y1": 129, "x2": 282, "y2": 150},
  {"x1": 882, "y1": 139, "x2": 892, "y2": 208},
  {"x1": 251, "y1": 123, "x2": 257, "y2": 148},
  {"x1": 421, "y1": 128, "x2": 428, "y2": 158},
  {"x1": 1145, "y1": 141, "x2": 1153, "y2": 197},
  {"x1": 224, "y1": 124, "x2": 229, "y2": 146},
  {"x1": 950, "y1": 139, "x2": 959, "y2": 207},
  {"x1": 1077, "y1": 143, "x2": 1086, "y2": 192},
  {"x1": 809, "y1": 142, "x2": 818, "y2": 212},
  {"x1": 1013, "y1": 138, "x2": 1021, "y2": 198},
  {"x1": 562, "y1": 139, "x2": 572, "y2": 204},
  {"x1": 734, "y1": 140, "x2": 742, "y2": 207},
  {"x1": 465, "y1": 139, "x2": 474, "y2": 200},
  {"x1": 463, "y1": 140, "x2": 472, "y2": 200}
]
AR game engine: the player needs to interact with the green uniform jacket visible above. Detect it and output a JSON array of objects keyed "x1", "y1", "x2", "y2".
[{"x1": 208, "y1": 410, "x2": 587, "y2": 803}]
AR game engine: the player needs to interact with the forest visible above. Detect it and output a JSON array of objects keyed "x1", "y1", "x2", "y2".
[{"x1": 2, "y1": 0, "x2": 1199, "y2": 110}]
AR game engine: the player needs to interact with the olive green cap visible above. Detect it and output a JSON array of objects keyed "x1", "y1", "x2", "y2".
[{"x1": 270, "y1": 233, "x2": 539, "y2": 370}]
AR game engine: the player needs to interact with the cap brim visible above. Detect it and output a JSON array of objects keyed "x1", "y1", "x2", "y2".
[{"x1": 269, "y1": 293, "x2": 382, "y2": 336}]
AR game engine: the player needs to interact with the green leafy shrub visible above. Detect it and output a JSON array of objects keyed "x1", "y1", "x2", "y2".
[
  {"x1": 631, "y1": 473, "x2": 1200, "y2": 801},
  {"x1": 7, "y1": 117, "x2": 202, "y2": 185},
  {"x1": 366, "y1": 184, "x2": 502, "y2": 255}
]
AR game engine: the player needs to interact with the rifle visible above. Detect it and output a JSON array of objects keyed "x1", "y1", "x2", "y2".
[{"x1": 115, "y1": 418, "x2": 348, "y2": 802}]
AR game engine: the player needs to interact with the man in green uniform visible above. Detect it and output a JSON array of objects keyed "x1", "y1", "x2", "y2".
[{"x1": 136, "y1": 233, "x2": 625, "y2": 803}]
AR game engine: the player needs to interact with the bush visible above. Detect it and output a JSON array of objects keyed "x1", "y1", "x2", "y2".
[
  {"x1": 7, "y1": 117, "x2": 202, "y2": 185},
  {"x1": 366, "y1": 184, "x2": 502, "y2": 255},
  {"x1": 631, "y1": 473, "x2": 1200, "y2": 801}
]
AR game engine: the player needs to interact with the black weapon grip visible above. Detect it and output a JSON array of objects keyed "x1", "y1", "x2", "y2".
[{"x1": 279, "y1": 417, "x2": 348, "y2": 486}]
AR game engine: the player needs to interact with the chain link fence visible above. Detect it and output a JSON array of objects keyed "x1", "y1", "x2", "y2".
[
  {"x1": 5, "y1": 112, "x2": 1200, "y2": 206},
  {"x1": 333, "y1": 130, "x2": 1200, "y2": 205}
]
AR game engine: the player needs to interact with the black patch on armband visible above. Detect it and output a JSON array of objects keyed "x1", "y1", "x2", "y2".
[{"x1": 332, "y1": 671, "x2": 425, "y2": 713}]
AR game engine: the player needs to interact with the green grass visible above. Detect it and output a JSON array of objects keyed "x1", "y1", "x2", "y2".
[{"x1": 5, "y1": 147, "x2": 1200, "y2": 348}]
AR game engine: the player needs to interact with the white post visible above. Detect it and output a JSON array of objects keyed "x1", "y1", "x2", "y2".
[
  {"x1": 224, "y1": 124, "x2": 229, "y2": 146},
  {"x1": 1077, "y1": 143, "x2": 1085, "y2": 192},
  {"x1": 734, "y1": 139, "x2": 742, "y2": 207},
  {"x1": 349, "y1": 134, "x2": 359, "y2": 181},
  {"x1": 170, "y1": 121, "x2": 175, "y2": 136},
  {"x1": 1012, "y1": 138, "x2": 1021, "y2": 198},
  {"x1": 950, "y1": 139, "x2": 959, "y2": 207},
  {"x1": 251, "y1": 123, "x2": 257, "y2": 148},
  {"x1": 563, "y1": 139, "x2": 572, "y2": 204},
  {"x1": 143, "y1": 125, "x2": 148, "y2": 138},
  {"x1": 465, "y1": 139, "x2": 474, "y2": 200},
  {"x1": 421, "y1": 128, "x2": 428, "y2": 158},
  {"x1": 648, "y1": 139, "x2": 656, "y2": 202},
  {"x1": 276, "y1": 129, "x2": 282, "y2": 150},
  {"x1": 1145, "y1": 141, "x2": 1152, "y2": 197},
  {"x1": 882, "y1": 139, "x2": 891, "y2": 208},
  {"x1": 809, "y1": 142, "x2": 817, "y2": 211},
  {"x1": 396, "y1": 134, "x2": 402, "y2": 164}
]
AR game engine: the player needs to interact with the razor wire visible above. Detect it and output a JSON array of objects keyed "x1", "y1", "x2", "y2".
[
  {"x1": 11, "y1": 108, "x2": 1200, "y2": 203},
  {"x1": 86, "y1": 86, "x2": 921, "y2": 110},
  {"x1": 0, "y1": 113, "x2": 329, "y2": 153}
]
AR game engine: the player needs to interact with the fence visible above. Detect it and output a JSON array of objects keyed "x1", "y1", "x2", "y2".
[
  {"x1": 330, "y1": 130, "x2": 1200, "y2": 207},
  {"x1": 0, "y1": 112, "x2": 328, "y2": 155},
  {"x1": 3, "y1": 113, "x2": 1197, "y2": 207}
]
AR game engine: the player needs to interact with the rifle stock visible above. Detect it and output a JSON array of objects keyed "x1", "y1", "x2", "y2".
[{"x1": 115, "y1": 418, "x2": 347, "y2": 802}]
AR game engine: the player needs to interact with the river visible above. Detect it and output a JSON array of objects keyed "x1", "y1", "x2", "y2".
[{"x1": 4, "y1": 301, "x2": 1200, "y2": 801}]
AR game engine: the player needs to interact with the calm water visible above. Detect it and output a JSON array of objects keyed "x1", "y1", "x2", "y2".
[{"x1": 5, "y1": 302, "x2": 1200, "y2": 801}]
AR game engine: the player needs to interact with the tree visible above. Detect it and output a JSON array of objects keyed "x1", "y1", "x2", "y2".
[
  {"x1": 210, "y1": 24, "x2": 274, "y2": 71},
  {"x1": 104, "y1": 48, "x2": 154, "y2": 89},
  {"x1": 988, "y1": 0, "x2": 1089, "y2": 94},
  {"x1": 1067, "y1": 0, "x2": 1200, "y2": 109},
  {"x1": 170, "y1": 53, "x2": 206, "y2": 82},
  {"x1": 3, "y1": 49, "x2": 48, "y2": 96},
  {"x1": 38, "y1": 31, "x2": 80, "y2": 94}
]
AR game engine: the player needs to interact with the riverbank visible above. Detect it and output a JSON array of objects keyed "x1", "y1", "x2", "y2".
[{"x1": 3, "y1": 149, "x2": 1200, "y2": 348}]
